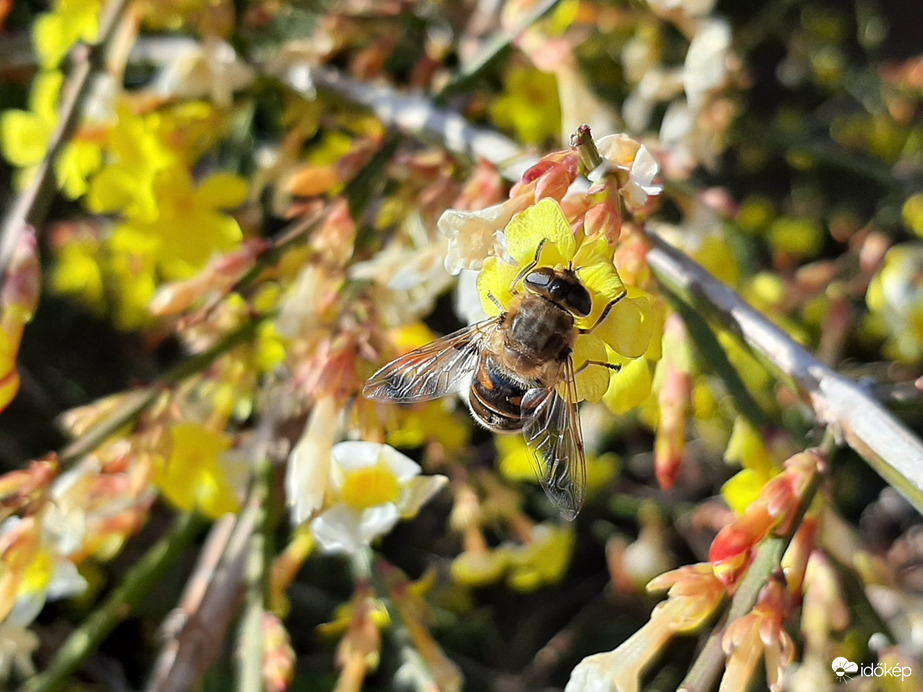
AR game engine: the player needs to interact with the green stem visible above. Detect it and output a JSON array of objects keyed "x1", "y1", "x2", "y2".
[
  {"x1": 61, "y1": 315, "x2": 269, "y2": 465},
  {"x1": 435, "y1": 0, "x2": 561, "y2": 99},
  {"x1": 23, "y1": 512, "x2": 203, "y2": 692},
  {"x1": 660, "y1": 287, "x2": 769, "y2": 430},
  {"x1": 236, "y1": 455, "x2": 275, "y2": 692},
  {"x1": 678, "y1": 466, "x2": 823, "y2": 692}
]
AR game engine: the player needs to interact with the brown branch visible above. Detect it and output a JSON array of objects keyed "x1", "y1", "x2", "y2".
[
  {"x1": 145, "y1": 392, "x2": 283, "y2": 692},
  {"x1": 144, "y1": 509, "x2": 253, "y2": 692},
  {"x1": 279, "y1": 65, "x2": 923, "y2": 511}
]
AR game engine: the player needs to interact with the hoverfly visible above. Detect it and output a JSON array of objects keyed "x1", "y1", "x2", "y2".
[{"x1": 363, "y1": 246, "x2": 624, "y2": 520}]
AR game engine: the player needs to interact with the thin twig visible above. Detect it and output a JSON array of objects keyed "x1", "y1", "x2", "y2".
[
  {"x1": 144, "y1": 514, "x2": 237, "y2": 688},
  {"x1": 237, "y1": 397, "x2": 281, "y2": 692},
  {"x1": 22, "y1": 512, "x2": 204, "y2": 692},
  {"x1": 59, "y1": 316, "x2": 268, "y2": 466},
  {"x1": 0, "y1": 0, "x2": 131, "y2": 287},
  {"x1": 144, "y1": 506, "x2": 255, "y2": 692},
  {"x1": 284, "y1": 66, "x2": 923, "y2": 512},
  {"x1": 436, "y1": 0, "x2": 562, "y2": 98}
]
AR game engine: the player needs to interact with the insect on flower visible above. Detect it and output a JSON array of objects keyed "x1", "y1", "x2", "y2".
[{"x1": 363, "y1": 236, "x2": 625, "y2": 520}]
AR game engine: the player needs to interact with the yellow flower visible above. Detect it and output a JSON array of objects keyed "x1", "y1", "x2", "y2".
[
  {"x1": 386, "y1": 402, "x2": 470, "y2": 452},
  {"x1": 450, "y1": 547, "x2": 511, "y2": 588},
  {"x1": 0, "y1": 231, "x2": 40, "y2": 414},
  {"x1": 156, "y1": 422, "x2": 241, "y2": 518},
  {"x1": 33, "y1": 0, "x2": 101, "y2": 68},
  {"x1": 110, "y1": 165, "x2": 247, "y2": 281},
  {"x1": 0, "y1": 70, "x2": 101, "y2": 197},
  {"x1": 0, "y1": 330, "x2": 21, "y2": 414},
  {"x1": 903, "y1": 193, "x2": 923, "y2": 239},
  {"x1": 50, "y1": 233, "x2": 106, "y2": 315},
  {"x1": 721, "y1": 418, "x2": 781, "y2": 514},
  {"x1": 478, "y1": 199, "x2": 654, "y2": 402},
  {"x1": 490, "y1": 66, "x2": 562, "y2": 145},
  {"x1": 496, "y1": 435, "x2": 617, "y2": 499},
  {"x1": 865, "y1": 243, "x2": 923, "y2": 364},
  {"x1": 506, "y1": 523, "x2": 574, "y2": 592}
]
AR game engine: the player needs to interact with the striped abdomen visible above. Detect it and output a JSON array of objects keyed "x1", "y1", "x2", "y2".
[{"x1": 468, "y1": 355, "x2": 530, "y2": 433}]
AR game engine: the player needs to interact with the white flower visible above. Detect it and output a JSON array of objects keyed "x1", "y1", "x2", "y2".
[
  {"x1": 310, "y1": 442, "x2": 447, "y2": 555},
  {"x1": 437, "y1": 196, "x2": 529, "y2": 275},
  {"x1": 683, "y1": 19, "x2": 732, "y2": 109},
  {"x1": 454, "y1": 269, "x2": 488, "y2": 326},
  {"x1": 647, "y1": 0, "x2": 716, "y2": 16},
  {"x1": 595, "y1": 134, "x2": 663, "y2": 210},
  {"x1": 154, "y1": 37, "x2": 255, "y2": 108},
  {"x1": 565, "y1": 651, "x2": 621, "y2": 692},
  {"x1": 349, "y1": 242, "x2": 455, "y2": 324},
  {"x1": 286, "y1": 395, "x2": 339, "y2": 525},
  {"x1": 0, "y1": 620, "x2": 39, "y2": 682}
]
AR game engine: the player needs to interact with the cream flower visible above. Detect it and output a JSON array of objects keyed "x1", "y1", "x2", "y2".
[
  {"x1": 310, "y1": 442, "x2": 447, "y2": 555},
  {"x1": 595, "y1": 134, "x2": 663, "y2": 211},
  {"x1": 437, "y1": 195, "x2": 530, "y2": 275},
  {"x1": 286, "y1": 395, "x2": 339, "y2": 525},
  {"x1": 683, "y1": 19, "x2": 732, "y2": 109}
]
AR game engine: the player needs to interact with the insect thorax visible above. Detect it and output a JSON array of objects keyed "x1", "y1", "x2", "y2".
[{"x1": 506, "y1": 296, "x2": 576, "y2": 366}]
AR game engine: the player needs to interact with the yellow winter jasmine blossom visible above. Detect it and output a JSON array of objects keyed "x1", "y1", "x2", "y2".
[
  {"x1": 865, "y1": 243, "x2": 923, "y2": 364},
  {"x1": 478, "y1": 199, "x2": 654, "y2": 402},
  {"x1": 110, "y1": 165, "x2": 248, "y2": 280},
  {"x1": 156, "y1": 422, "x2": 241, "y2": 518},
  {"x1": 0, "y1": 70, "x2": 101, "y2": 197},
  {"x1": 496, "y1": 436, "x2": 617, "y2": 498},
  {"x1": 33, "y1": 0, "x2": 101, "y2": 68},
  {"x1": 721, "y1": 418, "x2": 781, "y2": 515},
  {"x1": 506, "y1": 523, "x2": 575, "y2": 592},
  {"x1": 490, "y1": 66, "x2": 562, "y2": 145}
]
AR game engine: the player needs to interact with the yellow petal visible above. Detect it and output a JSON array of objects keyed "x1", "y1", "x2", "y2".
[
  {"x1": 30, "y1": 70, "x2": 64, "y2": 124},
  {"x1": 33, "y1": 15, "x2": 70, "y2": 68},
  {"x1": 573, "y1": 333, "x2": 610, "y2": 402},
  {"x1": 0, "y1": 330, "x2": 21, "y2": 413},
  {"x1": 55, "y1": 140, "x2": 102, "y2": 198},
  {"x1": 505, "y1": 198, "x2": 575, "y2": 268},
  {"x1": 0, "y1": 111, "x2": 50, "y2": 166},
  {"x1": 201, "y1": 171, "x2": 248, "y2": 208},
  {"x1": 477, "y1": 256, "x2": 520, "y2": 316},
  {"x1": 721, "y1": 469, "x2": 768, "y2": 515},
  {"x1": 603, "y1": 353, "x2": 653, "y2": 415},
  {"x1": 496, "y1": 436, "x2": 538, "y2": 482},
  {"x1": 87, "y1": 167, "x2": 145, "y2": 215},
  {"x1": 572, "y1": 234, "x2": 615, "y2": 267},
  {"x1": 575, "y1": 261, "x2": 627, "y2": 331},
  {"x1": 594, "y1": 290, "x2": 654, "y2": 359}
]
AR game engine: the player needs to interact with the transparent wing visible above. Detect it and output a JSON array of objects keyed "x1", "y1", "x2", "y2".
[
  {"x1": 362, "y1": 319, "x2": 499, "y2": 403},
  {"x1": 520, "y1": 357, "x2": 587, "y2": 520}
]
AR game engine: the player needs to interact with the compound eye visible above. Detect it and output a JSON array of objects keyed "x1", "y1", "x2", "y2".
[
  {"x1": 567, "y1": 285, "x2": 592, "y2": 317},
  {"x1": 523, "y1": 268, "x2": 554, "y2": 290}
]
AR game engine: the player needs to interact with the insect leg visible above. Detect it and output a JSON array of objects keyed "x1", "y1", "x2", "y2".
[
  {"x1": 486, "y1": 291, "x2": 504, "y2": 312},
  {"x1": 511, "y1": 238, "x2": 549, "y2": 292},
  {"x1": 578, "y1": 291, "x2": 627, "y2": 334},
  {"x1": 574, "y1": 360, "x2": 622, "y2": 374}
]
